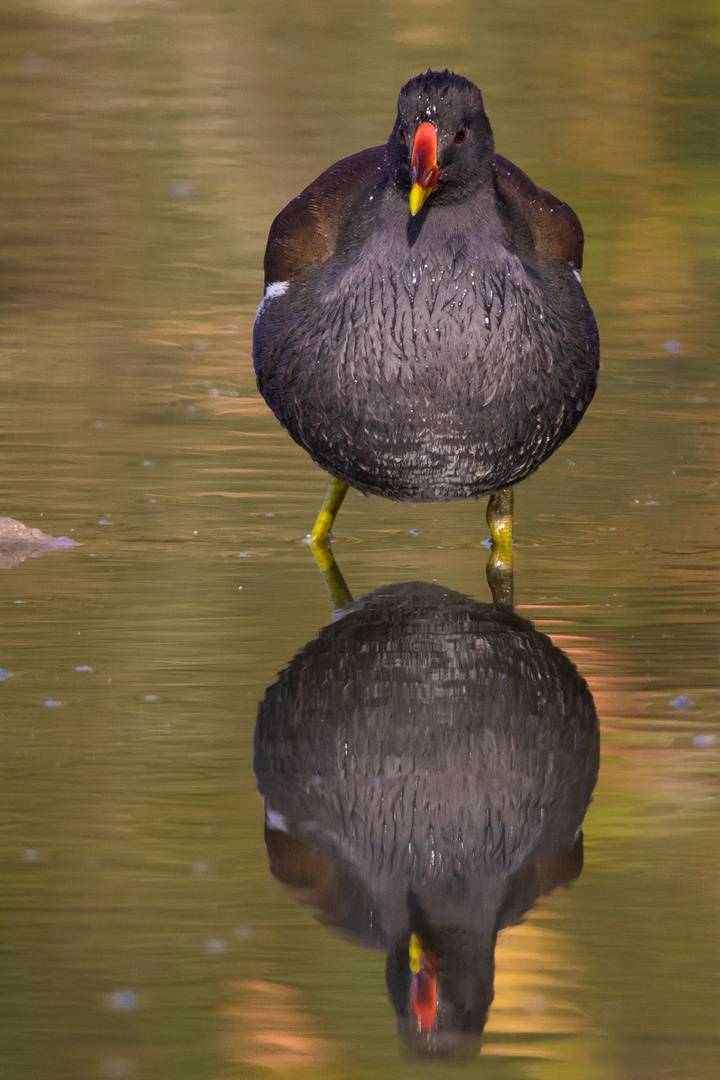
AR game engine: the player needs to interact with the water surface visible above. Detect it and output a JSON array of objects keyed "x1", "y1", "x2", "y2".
[{"x1": 1, "y1": 3, "x2": 719, "y2": 1078}]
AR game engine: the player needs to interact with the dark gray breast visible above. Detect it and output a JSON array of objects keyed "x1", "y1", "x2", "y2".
[{"x1": 253, "y1": 188, "x2": 599, "y2": 501}]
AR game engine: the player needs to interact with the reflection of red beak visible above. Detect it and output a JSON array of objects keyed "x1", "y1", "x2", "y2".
[
  {"x1": 411, "y1": 948, "x2": 438, "y2": 1030},
  {"x1": 409, "y1": 122, "x2": 440, "y2": 216}
]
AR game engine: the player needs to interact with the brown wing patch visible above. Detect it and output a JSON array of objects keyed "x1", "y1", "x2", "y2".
[
  {"x1": 493, "y1": 154, "x2": 584, "y2": 271},
  {"x1": 264, "y1": 146, "x2": 387, "y2": 287}
]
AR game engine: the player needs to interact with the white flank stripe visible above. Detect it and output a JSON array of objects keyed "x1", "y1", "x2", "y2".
[
  {"x1": 265, "y1": 808, "x2": 289, "y2": 833},
  {"x1": 256, "y1": 279, "x2": 289, "y2": 319}
]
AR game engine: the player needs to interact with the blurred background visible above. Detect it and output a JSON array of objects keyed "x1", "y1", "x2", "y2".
[{"x1": 0, "y1": 0, "x2": 719, "y2": 1077}]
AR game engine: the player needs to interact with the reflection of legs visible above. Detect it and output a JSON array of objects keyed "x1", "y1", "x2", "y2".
[
  {"x1": 309, "y1": 478, "x2": 353, "y2": 609},
  {"x1": 486, "y1": 487, "x2": 514, "y2": 607},
  {"x1": 310, "y1": 542, "x2": 354, "y2": 610}
]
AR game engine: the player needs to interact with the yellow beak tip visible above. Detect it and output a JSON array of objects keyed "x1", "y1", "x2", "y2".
[{"x1": 409, "y1": 185, "x2": 426, "y2": 216}]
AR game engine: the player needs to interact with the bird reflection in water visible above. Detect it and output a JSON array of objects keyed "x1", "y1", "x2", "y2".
[{"x1": 254, "y1": 581, "x2": 599, "y2": 1057}]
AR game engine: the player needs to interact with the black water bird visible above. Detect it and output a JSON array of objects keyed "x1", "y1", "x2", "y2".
[
  {"x1": 254, "y1": 582, "x2": 599, "y2": 1056},
  {"x1": 253, "y1": 71, "x2": 599, "y2": 568}
]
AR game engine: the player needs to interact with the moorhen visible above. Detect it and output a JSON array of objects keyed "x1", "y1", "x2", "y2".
[{"x1": 253, "y1": 70, "x2": 599, "y2": 567}]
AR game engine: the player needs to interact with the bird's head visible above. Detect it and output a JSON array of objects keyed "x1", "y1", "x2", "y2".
[{"x1": 387, "y1": 70, "x2": 495, "y2": 216}]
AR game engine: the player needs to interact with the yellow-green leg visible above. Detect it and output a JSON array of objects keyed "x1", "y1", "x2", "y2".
[
  {"x1": 486, "y1": 487, "x2": 514, "y2": 607},
  {"x1": 310, "y1": 477, "x2": 349, "y2": 547},
  {"x1": 309, "y1": 478, "x2": 353, "y2": 610}
]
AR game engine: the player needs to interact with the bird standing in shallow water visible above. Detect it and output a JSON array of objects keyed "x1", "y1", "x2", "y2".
[{"x1": 253, "y1": 70, "x2": 599, "y2": 594}]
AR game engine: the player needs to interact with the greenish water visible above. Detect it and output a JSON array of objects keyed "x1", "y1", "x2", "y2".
[{"x1": 1, "y1": 2, "x2": 719, "y2": 1078}]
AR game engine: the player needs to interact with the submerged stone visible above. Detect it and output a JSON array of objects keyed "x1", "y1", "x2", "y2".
[{"x1": 0, "y1": 517, "x2": 79, "y2": 569}]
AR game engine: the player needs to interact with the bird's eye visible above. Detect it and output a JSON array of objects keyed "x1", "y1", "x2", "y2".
[
  {"x1": 454, "y1": 127, "x2": 467, "y2": 143},
  {"x1": 397, "y1": 126, "x2": 406, "y2": 143}
]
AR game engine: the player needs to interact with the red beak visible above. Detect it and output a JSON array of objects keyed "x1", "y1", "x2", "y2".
[{"x1": 409, "y1": 122, "x2": 440, "y2": 215}]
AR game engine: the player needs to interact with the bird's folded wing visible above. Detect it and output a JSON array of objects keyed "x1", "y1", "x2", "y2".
[
  {"x1": 264, "y1": 145, "x2": 387, "y2": 286},
  {"x1": 493, "y1": 154, "x2": 584, "y2": 271}
]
